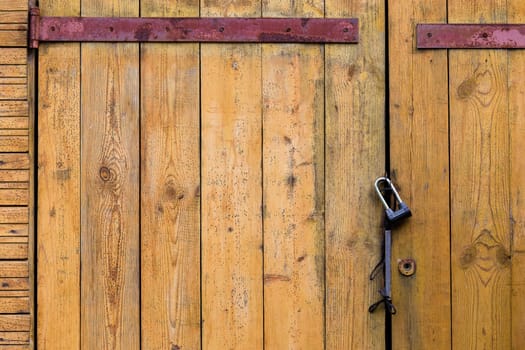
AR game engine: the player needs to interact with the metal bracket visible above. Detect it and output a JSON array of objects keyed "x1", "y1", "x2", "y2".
[
  {"x1": 417, "y1": 24, "x2": 525, "y2": 49},
  {"x1": 28, "y1": 7, "x2": 358, "y2": 49}
]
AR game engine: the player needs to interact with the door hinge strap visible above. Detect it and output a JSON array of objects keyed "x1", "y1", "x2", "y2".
[
  {"x1": 417, "y1": 24, "x2": 525, "y2": 49},
  {"x1": 28, "y1": 7, "x2": 358, "y2": 49}
]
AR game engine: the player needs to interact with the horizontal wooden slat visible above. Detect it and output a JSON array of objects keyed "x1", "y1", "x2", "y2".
[
  {"x1": 0, "y1": 66, "x2": 26, "y2": 78},
  {"x1": 0, "y1": 171, "x2": 28, "y2": 182},
  {"x1": 0, "y1": 244, "x2": 26, "y2": 259},
  {"x1": 0, "y1": 291, "x2": 27, "y2": 298},
  {"x1": 0, "y1": 25, "x2": 26, "y2": 31},
  {"x1": 0, "y1": 130, "x2": 28, "y2": 137},
  {"x1": 0, "y1": 297, "x2": 29, "y2": 313},
  {"x1": 0, "y1": 184, "x2": 27, "y2": 190},
  {"x1": 0, "y1": 155, "x2": 28, "y2": 170},
  {"x1": 0, "y1": 262, "x2": 27, "y2": 277},
  {"x1": 0, "y1": 331, "x2": 29, "y2": 345},
  {"x1": 0, "y1": 208, "x2": 28, "y2": 224},
  {"x1": 0, "y1": 85, "x2": 26, "y2": 100},
  {"x1": 0, "y1": 102, "x2": 26, "y2": 116},
  {"x1": 0, "y1": 31, "x2": 27, "y2": 48},
  {"x1": 0, "y1": 225, "x2": 26, "y2": 237},
  {"x1": 0, "y1": 12, "x2": 27, "y2": 24},
  {"x1": 0, "y1": 49, "x2": 25, "y2": 65},
  {"x1": 0, "y1": 315, "x2": 30, "y2": 331},
  {"x1": 0, "y1": 278, "x2": 28, "y2": 290},
  {"x1": 0, "y1": 136, "x2": 28, "y2": 152},
  {"x1": 0, "y1": 237, "x2": 26, "y2": 244},
  {"x1": 0, "y1": 118, "x2": 28, "y2": 129},
  {"x1": 0, "y1": 1, "x2": 28, "y2": 11},
  {"x1": 0, "y1": 190, "x2": 27, "y2": 205},
  {"x1": 0, "y1": 78, "x2": 26, "y2": 85},
  {"x1": 0, "y1": 345, "x2": 30, "y2": 349}
]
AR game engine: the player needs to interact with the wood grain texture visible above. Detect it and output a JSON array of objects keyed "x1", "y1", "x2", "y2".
[
  {"x1": 0, "y1": 50, "x2": 25, "y2": 65},
  {"x1": 0, "y1": 118, "x2": 28, "y2": 129},
  {"x1": 261, "y1": 6, "x2": 324, "y2": 346},
  {"x1": 0, "y1": 278, "x2": 29, "y2": 290},
  {"x1": 388, "y1": 0, "x2": 451, "y2": 348},
  {"x1": 0, "y1": 170, "x2": 28, "y2": 182},
  {"x1": 0, "y1": 262, "x2": 27, "y2": 277},
  {"x1": 0, "y1": 11, "x2": 27, "y2": 24},
  {"x1": 0, "y1": 155, "x2": 29, "y2": 170},
  {"x1": 0, "y1": 244, "x2": 26, "y2": 259},
  {"x1": 0, "y1": 315, "x2": 29, "y2": 331},
  {"x1": 140, "y1": 1, "x2": 200, "y2": 349},
  {"x1": 0, "y1": 136, "x2": 27, "y2": 152},
  {"x1": 37, "y1": 0, "x2": 80, "y2": 345},
  {"x1": 0, "y1": 66, "x2": 26, "y2": 78},
  {"x1": 449, "y1": 2, "x2": 511, "y2": 349},
  {"x1": 0, "y1": 101, "x2": 27, "y2": 116},
  {"x1": 0, "y1": 31, "x2": 27, "y2": 48},
  {"x1": 0, "y1": 297, "x2": 29, "y2": 313},
  {"x1": 0, "y1": 208, "x2": 27, "y2": 224},
  {"x1": 0, "y1": 225, "x2": 27, "y2": 237},
  {"x1": 324, "y1": 0, "x2": 385, "y2": 348},
  {"x1": 81, "y1": 1, "x2": 139, "y2": 348},
  {"x1": 201, "y1": 2, "x2": 262, "y2": 348},
  {"x1": 0, "y1": 85, "x2": 26, "y2": 100},
  {"x1": 0, "y1": 1, "x2": 27, "y2": 11},
  {"x1": 0, "y1": 331, "x2": 29, "y2": 344}
]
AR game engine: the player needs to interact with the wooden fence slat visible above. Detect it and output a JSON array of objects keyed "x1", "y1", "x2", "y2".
[
  {"x1": 325, "y1": 1, "x2": 385, "y2": 348},
  {"x1": 0, "y1": 190, "x2": 28, "y2": 205},
  {"x1": 0, "y1": 331, "x2": 29, "y2": 344},
  {"x1": 0, "y1": 118, "x2": 28, "y2": 129},
  {"x1": 0, "y1": 297, "x2": 29, "y2": 314},
  {"x1": 0, "y1": 1, "x2": 27, "y2": 11},
  {"x1": 0, "y1": 32, "x2": 27, "y2": 48},
  {"x1": 0, "y1": 136, "x2": 28, "y2": 152},
  {"x1": 0, "y1": 262, "x2": 27, "y2": 278},
  {"x1": 0, "y1": 66, "x2": 26, "y2": 78},
  {"x1": 388, "y1": 0, "x2": 451, "y2": 348},
  {"x1": 0, "y1": 170, "x2": 28, "y2": 182},
  {"x1": 81, "y1": 1, "x2": 139, "y2": 348},
  {"x1": 0, "y1": 244, "x2": 26, "y2": 259},
  {"x1": 0, "y1": 315, "x2": 29, "y2": 332},
  {"x1": 0, "y1": 85, "x2": 26, "y2": 100},
  {"x1": 201, "y1": 2, "x2": 262, "y2": 348},
  {"x1": 0, "y1": 102, "x2": 27, "y2": 116},
  {"x1": 0, "y1": 278, "x2": 28, "y2": 290},
  {"x1": 448, "y1": 1, "x2": 512, "y2": 349},
  {"x1": 0, "y1": 155, "x2": 29, "y2": 170},
  {"x1": 140, "y1": 1, "x2": 200, "y2": 348},
  {"x1": 0, "y1": 208, "x2": 27, "y2": 224},
  {"x1": 0, "y1": 50, "x2": 25, "y2": 65},
  {"x1": 0, "y1": 11, "x2": 27, "y2": 24},
  {"x1": 0, "y1": 225, "x2": 26, "y2": 237},
  {"x1": 0, "y1": 78, "x2": 26, "y2": 85},
  {"x1": 261, "y1": 40, "x2": 325, "y2": 350}
]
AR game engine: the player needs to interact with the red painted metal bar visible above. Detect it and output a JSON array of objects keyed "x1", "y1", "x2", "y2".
[
  {"x1": 417, "y1": 24, "x2": 525, "y2": 49},
  {"x1": 28, "y1": 7, "x2": 358, "y2": 48}
]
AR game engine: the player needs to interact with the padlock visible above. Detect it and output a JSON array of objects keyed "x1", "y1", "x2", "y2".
[{"x1": 374, "y1": 177, "x2": 412, "y2": 224}]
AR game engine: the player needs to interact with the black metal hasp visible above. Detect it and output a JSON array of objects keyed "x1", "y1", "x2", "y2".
[
  {"x1": 417, "y1": 24, "x2": 525, "y2": 49},
  {"x1": 28, "y1": 7, "x2": 358, "y2": 49}
]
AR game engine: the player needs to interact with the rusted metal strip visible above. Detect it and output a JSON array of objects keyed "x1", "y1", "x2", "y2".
[
  {"x1": 28, "y1": 8, "x2": 358, "y2": 48},
  {"x1": 417, "y1": 24, "x2": 525, "y2": 49}
]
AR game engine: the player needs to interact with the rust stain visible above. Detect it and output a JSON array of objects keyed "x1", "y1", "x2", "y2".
[{"x1": 134, "y1": 23, "x2": 153, "y2": 41}]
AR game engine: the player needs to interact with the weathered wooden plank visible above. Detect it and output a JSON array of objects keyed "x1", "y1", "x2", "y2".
[
  {"x1": 201, "y1": 1, "x2": 262, "y2": 348},
  {"x1": 0, "y1": 102, "x2": 26, "y2": 116},
  {"x1": 0, "y1": 118, "x2": 27, "y2": 129},
  {"x1": 0, "y1": 24, "x2": 26, "y2": 31},
  {"x1": 0, "y1": 78, "x2": 26, "y2": 85},
  {"x1": 0, "y1": 189, "x2": 28, "y2": 205},
  {"x1": 0, "y1": 278, "x2": 28, "y2": 290},
  {"x1": 81, "y1": 1, "x2": 139, "y2": 349},
  {"x1": 0, "y1": 262, "x2": 27, "y2": 277},
  {"x1": 261, "y1": 44, "x2": 324, "y2": 350},
  {"x1": 0, "y1": 237, "x2": 26, "y2": 244},
  {"x1": 0, "y1": 11, "x2": 27, "y2": 24},
  {"x1": 0, "y1": 49, "x2": 25, "y2": 65},
  {"x1": 388, "y1": 0, "x2": 451, "y2": 349},
  {"x1": 324, "y1": 0, "x2": 385, "y2": 348},
  {"x1": 449, "y1": 2, "x2": 511, "y2": 349},
  {"x1": 0, "y1": 208, "x2": 27, "y2": 224},
  {"x1": 0, "y1": 331, "x2": 29, "y2": 344},
  {"x1": 0, "y1": 184, "x2": 27, "y2": 190},
  {"x1": 0, "y1": 85, "x2": 26, "y2": 100},
  {"x1": 0, "y1": 32, "x2": 27, "y2": 48},
  {"x1": 37, "y1": 2, "x2": 80, "y2": 346},
  {"x1": 509, "y1": 5, "x2": 525, "y2": 349},
  {"x1": 0, "y1": 1, "x2": 27, "y2": 11},
  {"x1": 0, "y1": 130, "x2": 27, "y2": 137},
  {"x1": 140, "y1": 2, "x2": 200, "y2": 349},
  {"x1": 0, "y1": 170, "x2": 28, "y2": 182},
  {"x1": 0, "y1": 155, "x2": 29, "y2": 170},
  {"x1": 0, "y1": 243, "x2": 27, "y2": 260},
  {"x1": 0, "y1": 66, "x2": 26, "y2": 78},
  {"x1": 0, "y1": 136, "x2": 27, "y2": 152},
  {"x1": 0, "y1": 297, "x2": 29, "y2": 314},
  {"x1": 0, "y1": 225, "x2": 26, "y2": 237},
  {"x1": 0, "y1": 315, "x2": 29, "y2": 331},
  {"x1": 0, "y1": 291, "x2": 27, "y2": 297}
]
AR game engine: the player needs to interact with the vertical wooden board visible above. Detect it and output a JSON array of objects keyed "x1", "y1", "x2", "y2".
[
  {"x1": 201, "y1": 3, "x2": 262, "y2": 349},
  {"x1": 448, "y1": 2, "x2": 512, "y2": 349},
  {"x1": 37, "y1": 9, "x2": 81, "y2": 343},
  {"x1": 388, "y1": 0, "x2": 451, "y2": 349},
  {"x1": 508, "y1": 5, "x2": 525, "y2": 349},
  {"x1": 201, "y1": 44, "x2": 263, "y2": 350},
  {"x1": 324, "y1": 0, "x2": 385, "y2": 348},
  {"x1": 140, "y1": 2, "x2": 200, "y2": 350},
  {"x1": 81, "y1": 1, "x2": 139, "y2": 348},
  {"x1": 261, "y1": 25, "x2": 324, "y2": 350}
]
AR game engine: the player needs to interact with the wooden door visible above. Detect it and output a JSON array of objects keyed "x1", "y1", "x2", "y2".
[{"x1": 35, "y1": 0, "x2": 385, "y2": 349}]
